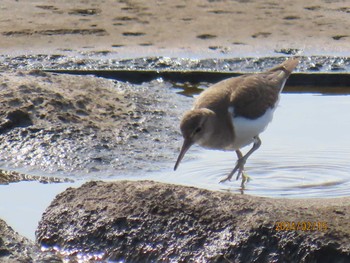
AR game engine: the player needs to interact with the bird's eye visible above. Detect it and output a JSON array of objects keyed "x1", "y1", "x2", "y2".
[{"x1": 194, "y1": 127, "x2": 202, "y2": 134}]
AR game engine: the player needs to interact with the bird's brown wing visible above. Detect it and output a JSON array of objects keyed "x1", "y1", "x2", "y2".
[
  {"x1": 228, "y1": 73, "x2": 281, "y2": 120},
  {"x1": 196, "y1": 57, "x2": 299, "y2": 117},
  {"x1": 228, "y1": 57, "x2": 299, "y2": 119}
]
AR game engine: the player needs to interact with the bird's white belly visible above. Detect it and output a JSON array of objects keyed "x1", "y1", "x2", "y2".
[{"x1": 231, "y1": 107, "x2": 276, "y2": 149}]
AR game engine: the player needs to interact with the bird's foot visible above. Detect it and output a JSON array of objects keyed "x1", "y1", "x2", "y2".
[
  {"x1": 219, "y1": 176, "x2": 231, "y2": 183},
  {"x1": 240, "y1": 172, "x2": 251, "y2": 189},
  {"x1": 220, "y1": 158, "x2": 246, "y2": 183}
]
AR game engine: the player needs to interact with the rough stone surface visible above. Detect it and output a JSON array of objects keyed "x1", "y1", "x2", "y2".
[
  {"x1": 0, "y1": 71, "x2": 188, "y2": 175},
  {"x1": 0, "y1": 218, "x2": 37, "y2": 263},
  {"x1": 37, "y1": 180, "x2": 350, "y2": 262}
]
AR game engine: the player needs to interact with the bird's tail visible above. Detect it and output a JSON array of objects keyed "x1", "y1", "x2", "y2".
[{"x1": 268, "y1": 57, "x2": 300, "y2": 78}]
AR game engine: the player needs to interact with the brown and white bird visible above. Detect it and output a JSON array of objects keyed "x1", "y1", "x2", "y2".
[{"x1": 174, "y1": 57, "x2": 299, "y2": 188}]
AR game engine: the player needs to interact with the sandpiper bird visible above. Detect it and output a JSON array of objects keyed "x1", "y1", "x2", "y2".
[{"x1": 174, "y1": 57, "x2": 299, "y2": 188}]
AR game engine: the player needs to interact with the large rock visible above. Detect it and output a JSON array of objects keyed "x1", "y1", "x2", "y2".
[{"x1": 36, "y1": 180, "x2": 350, "y2": 262}]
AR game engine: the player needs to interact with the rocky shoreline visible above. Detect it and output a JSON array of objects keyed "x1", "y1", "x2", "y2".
[
  {"x1": 1, "y1": 54, "x2": 350, "y2": 262},
  {"x1": 1, "y1": 0, "x2": 349, "y2": 261},
  {"x1": 0, "y1": 59, "x2": 349, "y2": 262},
  {"x1": 3, "y1": 180, "x2": 349, "y2": 262},
  {"x1": 35, "y1": 180, "x2": 350, "y2": 262},
  {"x1": 1, "y1": 181, "x2": 348, "y2": 262}
]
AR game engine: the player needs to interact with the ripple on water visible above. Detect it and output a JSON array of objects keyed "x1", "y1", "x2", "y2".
[
  {"x1": 245, "y1": 150, "x2": 350, "y2": 198},
  {"x1": 157, "y1": 148, "x2": 350, "y2": 199}
]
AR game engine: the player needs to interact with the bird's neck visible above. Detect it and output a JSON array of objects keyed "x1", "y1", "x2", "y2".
[{"x1": 198, "y1": 111, "x2": 234, "y2": 150}]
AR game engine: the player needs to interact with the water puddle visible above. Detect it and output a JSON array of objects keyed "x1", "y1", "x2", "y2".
[{"x1": 0, "y1": 180, "x2": 82, "y2": 240}]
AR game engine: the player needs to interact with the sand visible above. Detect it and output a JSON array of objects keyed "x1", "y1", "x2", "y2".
[{"x1": 0, "y1": 0, "x2": 349, "y2": 57}]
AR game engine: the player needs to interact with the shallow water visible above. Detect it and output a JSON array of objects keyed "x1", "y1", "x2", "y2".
[{"x1": 0, "y1": 181, "x2": 82, "y2": 240}]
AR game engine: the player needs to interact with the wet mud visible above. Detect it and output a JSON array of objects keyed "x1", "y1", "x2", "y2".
[{"x1": 0, "y1": 70, "x2": 189, "y2": 176}]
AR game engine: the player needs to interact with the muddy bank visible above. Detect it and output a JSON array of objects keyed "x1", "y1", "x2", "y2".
[
  {"x1": 36, "y1": 180, "x2": 350, "y2": 262},
  {"x1": 0, "y1": 70, "x2": 189, "y2": 175}
]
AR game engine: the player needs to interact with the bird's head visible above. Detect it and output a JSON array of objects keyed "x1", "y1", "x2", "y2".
[{"x1": 174, "y1": 108, "x2": 215, "y2": 170}]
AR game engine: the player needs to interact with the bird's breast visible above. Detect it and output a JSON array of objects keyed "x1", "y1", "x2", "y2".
[{"x1": 230, "y1": 106, "x2": 276, "y2": 149}]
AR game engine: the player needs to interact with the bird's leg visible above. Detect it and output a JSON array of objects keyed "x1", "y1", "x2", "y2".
[
  {"x1": 235, "y1": 149, "x2": 244, "y2": 180},
  {"x1": 219, "y1": 152, "x2": 247, "y2": 183},
  {"x1": 234, "y1": 151, "x2": 251, "y2": 189},
  {"x1": 220, "y1": 136, "x2": 262, "y2": 185}
]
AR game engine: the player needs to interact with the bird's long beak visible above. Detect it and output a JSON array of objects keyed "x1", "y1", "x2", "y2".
[{"x1": 174, "y1": 139, "x2": 193, "y2": 171}]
